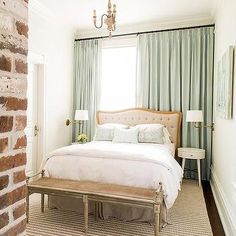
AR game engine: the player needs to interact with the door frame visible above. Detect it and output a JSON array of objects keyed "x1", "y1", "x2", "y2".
[{"x1": 28, "y1": 51, "x2": 47, "y2": 172}]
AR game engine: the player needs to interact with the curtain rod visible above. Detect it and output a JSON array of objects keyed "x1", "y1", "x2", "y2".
[{"x1": 75, "y1": 24, "x2": 215, "y2": 42}]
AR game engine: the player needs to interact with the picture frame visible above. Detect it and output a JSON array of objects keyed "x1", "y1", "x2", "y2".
[{"x1": 216, "y1": 46, "x2": 234, "y2": 119}]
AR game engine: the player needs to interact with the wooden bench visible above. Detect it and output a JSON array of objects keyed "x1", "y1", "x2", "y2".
[{"x1": 27, "y1": 171, "x2": 164, "y2": 236}]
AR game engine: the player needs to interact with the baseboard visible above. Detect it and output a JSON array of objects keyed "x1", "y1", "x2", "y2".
[{"x1": 210, "y1": 168, "x2": 236, "y2": 236}]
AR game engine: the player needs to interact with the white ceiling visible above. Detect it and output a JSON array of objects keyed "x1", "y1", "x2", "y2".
[{"x1": 35, "y1": 0, "x2": 216, "y2": 32}]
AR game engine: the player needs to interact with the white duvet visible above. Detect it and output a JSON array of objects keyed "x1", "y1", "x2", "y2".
[{"x1": 44, "y1": 141, "x2": 183, "y2": 209}]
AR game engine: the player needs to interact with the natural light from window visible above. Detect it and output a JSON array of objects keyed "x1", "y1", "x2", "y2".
[{"x1": 100, "y1": 46, "x2": 136, "y2": 111}]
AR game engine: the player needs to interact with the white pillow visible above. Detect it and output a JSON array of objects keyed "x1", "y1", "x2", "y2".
[
  {"x1": 93, "y1": 126, "x2": 114, "y2": 141},
  {"x1": 93, "y1": 123, "x2": 128, "y2": 141},
  {"x1": 163, "y1": 127, "x2": 172, "y2": 144},
  {"x1": 134, "y1": 124, "x2": 172, "y2": 144},
  {"x1": 136, "y1": 124, "x2": 164, "y2": 144},
  {"x1": 100, "y1": 123, "x2": 128, "y2": 129},
  {"x1": 113, "y1": 128, "x2": 139, "y2": 143}
]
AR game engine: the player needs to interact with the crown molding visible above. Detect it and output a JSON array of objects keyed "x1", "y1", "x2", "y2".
[{"x1": 76, "y1": 14, "x2": 214, "y2": 39}]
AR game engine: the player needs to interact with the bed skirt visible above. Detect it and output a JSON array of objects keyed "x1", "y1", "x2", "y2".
[{"x1": 48, "y1": 195, "x2": 168, "y2": 226}]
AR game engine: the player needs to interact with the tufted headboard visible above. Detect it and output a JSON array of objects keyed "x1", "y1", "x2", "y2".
[{"x1": 97, "y1": 108, "x2": 182, "y2": 149}]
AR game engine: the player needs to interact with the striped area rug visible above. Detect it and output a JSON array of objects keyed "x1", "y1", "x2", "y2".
[{"x1": 27, "y1": 180, "x2": 213, "y2": 236}]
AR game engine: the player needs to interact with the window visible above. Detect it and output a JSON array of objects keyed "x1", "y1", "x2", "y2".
[{"x1": 100, "y1": 42, "x2": 137, "y2": 111}]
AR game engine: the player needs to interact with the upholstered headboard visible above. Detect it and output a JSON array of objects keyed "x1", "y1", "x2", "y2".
[{"x1": 97, "y1": 108, "x2": 182, "y2": 148}]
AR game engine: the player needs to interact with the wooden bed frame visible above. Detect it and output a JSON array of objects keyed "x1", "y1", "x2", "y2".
[{"x1": 97, "y1": 108, "x2": 182, "y2": 150}]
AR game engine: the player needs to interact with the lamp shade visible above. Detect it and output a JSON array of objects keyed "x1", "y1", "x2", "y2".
[
  {"x1": 74, "y1": 110, "x2": 89, "y2": 121},
  {"x1": 186, "y1": 110, "x2": 203, "y2": 123}
]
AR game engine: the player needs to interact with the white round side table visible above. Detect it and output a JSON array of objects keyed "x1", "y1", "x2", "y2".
[{"x1": 178, "y1": 147, "x2": 205, "y2": 187}]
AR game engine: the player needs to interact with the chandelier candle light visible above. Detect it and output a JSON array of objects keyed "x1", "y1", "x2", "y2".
[{"x1": 93, "y1": 0, "x2": 116, "y2": 37}]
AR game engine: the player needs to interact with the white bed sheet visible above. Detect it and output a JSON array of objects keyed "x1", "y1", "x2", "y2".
[{"x1": 44, "y1": 141, "x2": 183, "y2": 209}]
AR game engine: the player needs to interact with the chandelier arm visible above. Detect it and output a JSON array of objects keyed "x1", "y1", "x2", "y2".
[
  {"x1": 94, "y1": 14, "x2": 109, "y2": 29},
  {"x1": 93, "y1": 0, "x2": 116, "y2": 37}
]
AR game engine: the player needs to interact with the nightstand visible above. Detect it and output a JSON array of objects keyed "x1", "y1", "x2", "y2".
[{"x1": 178, "y1": 147, "x2": 205, "y2": 187}]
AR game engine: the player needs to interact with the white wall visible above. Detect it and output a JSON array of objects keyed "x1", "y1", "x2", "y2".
[
  {"x1": 28, "y1": 5, "x2": 74, "y2": 165},
  {"x1": 212, "y1": 0, "x2": 236, "y2": 235}
]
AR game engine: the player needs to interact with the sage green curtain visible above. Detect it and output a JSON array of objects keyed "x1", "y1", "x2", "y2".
[
  {"x1": 73, "y1": 39, "x2": 101, "y2": 141},
  {"x1": 136, "y1": 27, "x2": 214, "y2": 180}
]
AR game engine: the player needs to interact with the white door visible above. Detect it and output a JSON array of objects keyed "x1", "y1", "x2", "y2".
[{"x1": 25, "y1": 63, "x2": 39, "y2": 175}]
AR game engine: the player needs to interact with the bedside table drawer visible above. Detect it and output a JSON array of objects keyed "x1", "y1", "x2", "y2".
[{"x1": 178, "y1": 148, "x2": 205, "y2": 159}]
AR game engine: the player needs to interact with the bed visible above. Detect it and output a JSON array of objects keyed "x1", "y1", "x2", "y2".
[{"x1": 43, "y1": 108, "x2": 183, "y2": 223}]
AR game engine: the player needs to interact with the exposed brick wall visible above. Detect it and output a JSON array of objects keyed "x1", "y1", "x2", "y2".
[{"x1": 0, "y1": 0, "x2": 28, "y2": 234}]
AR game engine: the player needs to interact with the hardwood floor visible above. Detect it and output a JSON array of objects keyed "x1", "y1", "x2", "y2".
[{"x1": 202, "y1": 181, "x2": 225, "y2": 236}]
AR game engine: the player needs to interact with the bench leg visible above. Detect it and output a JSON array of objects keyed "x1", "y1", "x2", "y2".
[
  {"x1": 41, "y1": 194, "x2": 44, "y2": 213},
  {"x1": 159, "y1": 204, "x2": 162, "y2": 232},
  {"x1": 83, "y1": 195, "x2": 88, "y2": 235},
  {"x1": 154, "y1": 204, "x2": 161, "y2": 236},
  {"x1": 95, "y1": 202, "x2": 99, "y2": 221},
  {"x1": 26, "y1": 192, "x2": 29, "y2": 223}
]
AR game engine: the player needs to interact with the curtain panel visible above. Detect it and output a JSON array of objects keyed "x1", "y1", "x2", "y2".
[
  {"x1": 73, "y1": 39, "x2": 102, "y2": 141},
  {"x1": 136, "y1": 27, "x2": 214, "y2": 180}
]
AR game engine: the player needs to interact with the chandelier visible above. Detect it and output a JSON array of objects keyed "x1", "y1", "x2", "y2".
[{"x1": 93, "y1": 0, "x2": 116, "y2": 37}]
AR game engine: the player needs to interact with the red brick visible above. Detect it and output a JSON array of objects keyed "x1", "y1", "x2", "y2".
[
  {"x1": 0, "y1": 55, "x2": 11, "y2": 72},
  {"x1": 0, "y1": 212, "x2": 9, "y2": 229},
  {"x1": 0, "y1": 185, "x2": 26, "y2": 210},
  {"x1": 16, "y1": 21, "x2": 28, "y2": 38},
  {"x1": 0, "y1": 137, "x2": 8, "y2": 153},
  {"x1": 14, "y1": 135, "x2": 27, "y2": 149},
  {"x1": 13, "y1": 185, "x2": 26, "y2": 202},
  {"x1": 0, "y1": 153, "x2": 27, "y2": 172},
  {"x1": 0, "y1": 193, "x2": 10, "y2": 211},
  {"x1": 0, "y1": 116, "x2": 13, "y2": 132},
  {"x1": 13, "y1": 170, "x2": 26, "y2": 184},
  {"x1": 15, "y1": 116, "x2": 27, "y2": 131},
  {"x1": 0, "y1": 96, "x2": 27, "y2": 111},
  {"x1": 13, "y1": 202, "x2": 26, "y2": 220},
  {"x1": 15, "y1": 59, "x2": 27, "y2": 74},
  {"x1": 4, "y1": 219, "x2": 26, "y2": 235},
  {"x1": 0, "y1": 34, "x2": 27, "y2": 56},
  {"x1": 0, "y1": 175, "x2": 9, "y2": 190},
  {"x1": 0, "y1": 0, "x2": 28, "y2": 233}
]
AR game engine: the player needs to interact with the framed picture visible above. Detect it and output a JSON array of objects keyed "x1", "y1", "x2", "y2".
[{"x1": 216, "y1": 46, "x2": 234, "y2": 119}]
